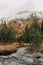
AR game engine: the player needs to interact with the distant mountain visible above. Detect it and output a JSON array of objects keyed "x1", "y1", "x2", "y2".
[
  {"x1": 6, "y1": 11, "x2": 43, "y2": 22},
  {"x1": 16, "y1": 11, "x2": 43, "y2": 19},
  {"x1": 0, "y1": 11, "x2": 43, "y2": 23}
]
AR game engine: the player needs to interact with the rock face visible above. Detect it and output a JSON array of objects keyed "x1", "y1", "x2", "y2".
[{"x1": 7, "y1": 19, "x2": 33, "y2": 38}]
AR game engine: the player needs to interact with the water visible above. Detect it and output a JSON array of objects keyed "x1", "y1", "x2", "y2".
[{"x1": 0, "y1": 47, "x2": 43, "y2": 65}]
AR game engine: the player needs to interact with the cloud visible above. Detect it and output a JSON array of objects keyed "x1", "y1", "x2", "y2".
[
  {"x1": 23, "y1": 0, "x2": 35, "y2": 11},
  {"x1": 0, "y1": 0, "x2": 27, "y2": 18},
  {"x1": 0, "y1": 0, "x2": 43, "y2": 18}
]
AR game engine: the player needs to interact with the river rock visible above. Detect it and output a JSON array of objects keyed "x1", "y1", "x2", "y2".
[
  {"x1": 3, "y1": 59, "x2": 16, "y2": 65},
  {"x1": 0, "y1": 62, "x2": 3, "y2": 65},
  {"x1": 0, "y1": 47, "x2": 43, "y2": 65}
]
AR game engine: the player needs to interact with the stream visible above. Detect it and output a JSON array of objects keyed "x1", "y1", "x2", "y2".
[{"x1": 0, "y1": 47, "x2": 43, "y2": 65}]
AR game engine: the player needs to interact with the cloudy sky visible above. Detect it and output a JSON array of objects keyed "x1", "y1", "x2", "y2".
[{"x1": 0, "y1": 0, "x2": 43, "y2": 18}]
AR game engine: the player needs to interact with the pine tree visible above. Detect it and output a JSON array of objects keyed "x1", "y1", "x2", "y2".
[
  {"x1": 29, "y1": 20, "x2": 41, "y2": 44},
  {"x1": 41, "y1": 20, "x2": 43, "y2": 34},
  {"x1": 29, "y1": 13, "x2": 41, "y2": 44},
  {"x1": 23, "y1": 25, "x2": 29, "y2": 42},
  {"x1": 0, "y1": 21, "x2": 16, "y2": 44}
]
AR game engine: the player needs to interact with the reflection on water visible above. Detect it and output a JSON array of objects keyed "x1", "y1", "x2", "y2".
[{"x1": 0, "y1": 47, "x2": 43, "y2": 65}]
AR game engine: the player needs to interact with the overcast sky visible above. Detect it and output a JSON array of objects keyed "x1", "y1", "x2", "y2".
[{"x1": 0, "y1": 0, "x2": 43, "y2": 18}]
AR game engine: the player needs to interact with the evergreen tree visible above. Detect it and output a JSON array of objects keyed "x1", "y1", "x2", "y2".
[
  {"x1": 22, "y1": 25, "x2": 29, "y2": 42},
  {"x1": 41, "y1": 20, "x2": 43, "y2": 42},
  {"x1": 0, "y1": 21, "x2": 16, "y2": 44},
  {"x1": 29, "y1": 20, "x2": 41, "y2": 44},
  {"x1": 28, "y1": 13, "x2": 41, "y2": 44},
  {"x1": 41, "y1": 20, "x2": 43, "y2": 34}
]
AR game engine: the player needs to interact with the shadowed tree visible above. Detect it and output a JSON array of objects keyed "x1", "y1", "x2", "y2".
[
  {"x1": 0, "y1": 21, "x2": 16, "y2": 44},
  {"x1": 41, "y1": 20, "x2": 43, "y2": 34},
  {"x1": 28, "y1": 13, "x2": 41, "y2": 44},
  {"x1": 22, "y1": 25, "x2": 29, "y2": 43},
  {"x1": 41, "y1": 20, "x2": 43, "y2": 42}
]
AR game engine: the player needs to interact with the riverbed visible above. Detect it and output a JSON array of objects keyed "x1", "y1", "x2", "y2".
[{"x1": 0, "y1": 47, "x2": 43, "y2": 65}]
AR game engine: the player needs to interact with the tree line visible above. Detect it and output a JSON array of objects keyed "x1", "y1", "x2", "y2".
[
  {"x1": 17, "y1": 13, "x2": 43, "y2": 44},
  {"x1": 0, "y1": 21, "x2": 16, "y2": 44},
  {"x1": 0, "y1": 14, "x2": 43, "y2": 44}
]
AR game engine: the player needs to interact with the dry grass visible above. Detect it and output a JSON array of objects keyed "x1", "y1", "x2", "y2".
[
  {"x1": 0, "y1": 43, "x2": 20, "y2": 52},
  {"x1": 38, "y1": 43, "x2": 43, "y2": 53}
]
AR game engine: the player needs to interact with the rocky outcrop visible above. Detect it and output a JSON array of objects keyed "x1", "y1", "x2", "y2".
[
  {"x1": 7, "y1": 19, "x2": 33, "y2": 38},
  {"x1": 7, "y1": 18, "x2": 43, "y2": 38}
]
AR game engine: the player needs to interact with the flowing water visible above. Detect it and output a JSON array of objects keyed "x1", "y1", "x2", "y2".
[{"x1": 0, "y1": 47, "x2": 43, "y2": 65}]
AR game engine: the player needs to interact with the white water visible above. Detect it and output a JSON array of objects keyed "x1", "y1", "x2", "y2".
[{"x1": 0, "y1": 47, "x2": 43, "y2": 65}]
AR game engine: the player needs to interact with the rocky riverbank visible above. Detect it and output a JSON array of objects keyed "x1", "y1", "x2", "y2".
[
  {"x1": 0, "y1": 43, "x2": 43, "y2": 65},
  {"x1": 0, "y1": 47, "x2": 43, "y2": 65},
  {"x1": 0, "y1": 43, "x2": 43, "y2": 55},
  {"x1": 0, "y1": 43, "x2": 32, "y2": 55},
  {"x1": 0, "y1": 43, "x2": 20, "y2": 55}
]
